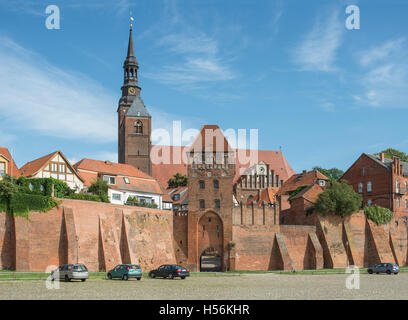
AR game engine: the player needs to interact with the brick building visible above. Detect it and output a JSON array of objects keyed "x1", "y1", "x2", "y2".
[
  {"x1": 341, "y1": 153, "x2": 408, "y2": 215},
  {"x1": 0, "y1": 147, "x2": 20, "y2": 179}
]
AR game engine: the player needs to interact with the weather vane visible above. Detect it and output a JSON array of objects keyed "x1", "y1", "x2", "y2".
[{"x1": 129, "y1": 12, "x2": 134, "y2": 29}]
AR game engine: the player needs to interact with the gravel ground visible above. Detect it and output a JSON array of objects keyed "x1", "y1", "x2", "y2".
[{"x1": 0, "y1": 273, "x2": 407, "y2": 300}]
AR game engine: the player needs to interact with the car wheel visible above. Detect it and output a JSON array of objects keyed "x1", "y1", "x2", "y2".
[
  {"x1": 65, "y1": 275, "x2": 70, "y2": 282},
  {"x1": 81, "y1": 279, "x2": 86, "y2": 282},
  {"x1": 137, "y1": 277, "x2": 141, "y2": 281},
  {"x1": 107, "y1": 273, "x2": 112, "y2": 280},
  {"x1": 149, "y1": 272, "x2": 156, "y2": 278},
  {"x1": 386, "y1": 270, "x2": 391, "y2": 275},
  {"x1": 376, "y1": 272, "x2": 379, "y2": 274},
  {"x1": 168, "y1": 273, "x2": 174, "y2": 280},
  {"x1": 368, "y1": 270, "x2": 373, "y2": 274},
  {"x1": 123, "y1": 274, "x2": 129, "y2": 281},
  {"x1": 181, "y1": 276, "x2": 186, "y2": 280},
  {"x1": 394, "y1": 272, "x2": 399, "y2": 275}
]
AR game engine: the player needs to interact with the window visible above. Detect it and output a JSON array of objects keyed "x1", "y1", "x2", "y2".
[
  {"x1": 367, "y1": 182, "x2": 372, "y2": 192},
  {"x1": 203, "y1": 225, "x2": 205, "y2": 231},
  {"x1": 367, "y1": 199, "x2": 372, "y2": 206},
  {"x1": 362, "y1": 167, "x2": 365, "y2": 176},
  {"x1": 59, "y1": 163, "x2": 65, "y2": 173},
  {"x1": 103, "y1": 175, "x2": 116, "y2": 185},
  {"x1": 51, "y1": 163, "x2": 58, "y2": 172},
  {"x1": 215, "y1": 199, "x2": 220, "y2": 208},
  {"x1": 405, "y1": 182, "x2": 407, "y2": 193},
  {"x1": 40, "y1": 185, "x2": 44, "y2": 192},
  {"x1": 123, "y1": 177, "x2": 130, "y2": 184},
  {"x1": 112, "y1": 193, "x2": 121, "y2": 201},
  {"x1": 397, "y1": 198, "x2": 400, "y2": 208},
  {"x1": 358, "y1": 183, "x2": 363, "y2": 193},
  {"x1": 0, "y1": 162, "x2": 5, "y2": 176},
  {"x1": 200, "y1": 200, "x2": 205, "y2": 209},
  {"x1": 199, "y1": 181, "x2": 205, "y2": 189},
  {"x1": 405, "y1": 200, "x2": 408, "y2": 209},
  {"x1": 29, "y1": 183, "x2": 34, "y2": 191},
  {"x1": 208, "y1": 218, "x2": 212, "y2": 223},
  {"x1": 173, "y1": 194, "x2": 180, "y2": 201},
  {"x1": 135, "y1": 120, "x2": 143, "y2": 134},
  {"x1": 319, "y1": 180, "x2": 325, "y2": 187},
  {"x1": 213, "y1": 180, "x2": 219, "y2": 189},
  {"x1": 396, "y1": 180, "x2": 400, "y2": 193}
]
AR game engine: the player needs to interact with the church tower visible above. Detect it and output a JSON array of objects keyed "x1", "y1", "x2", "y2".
[{"x1": 118, "y1": 23, "x2": 152, "y2": 175}]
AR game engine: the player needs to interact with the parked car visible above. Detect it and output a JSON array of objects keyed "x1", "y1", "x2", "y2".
[
  {"x1": 367, "y1": 263, "x2": 399, "y2": 275},
  {"x1": 149, "y1": 264, "x2": 190, "y2": 279},
  {"x1": 107, "y1": 264, "x2": 142, "y2": 280},
  {"x1": 51, "y1": 264, "x2": 89, "y2": 282}
]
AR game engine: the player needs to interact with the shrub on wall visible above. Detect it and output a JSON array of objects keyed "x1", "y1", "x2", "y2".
[
  {"x1": 16, "y1": 177, "x2": 73, "y2": 198},
  {"x1": 9, "y1": 193, "x2": 59, "y2": 218},
  {"x1": 0, "y1": 197, "x2": 8, "y2": 213},
  {"x1": 364, "y1": 205, "x2": 393, "y2": 225},
  {"x1": 314, "y1": 180, "x2": 362, "y2": 217}
]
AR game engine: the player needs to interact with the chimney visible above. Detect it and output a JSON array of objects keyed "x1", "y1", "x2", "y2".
[{"x1": 380, "y1": 152, "x2": 385, "y2": 162}]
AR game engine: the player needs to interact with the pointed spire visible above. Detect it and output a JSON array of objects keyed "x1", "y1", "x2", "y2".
[{"x1": 127, "y1": 26, "x2": 135, "y2": 58}]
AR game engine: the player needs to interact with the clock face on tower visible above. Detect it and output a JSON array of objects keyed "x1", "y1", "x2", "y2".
[{"x1": 128, "y1": 87, "x2": 136, "y2": 95}]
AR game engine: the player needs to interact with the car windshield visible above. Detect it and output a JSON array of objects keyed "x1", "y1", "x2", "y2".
[{"x1": 73, "y1": 265, "x2": 87, "y2": 271}]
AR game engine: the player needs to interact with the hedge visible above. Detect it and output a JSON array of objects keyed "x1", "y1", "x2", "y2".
[
  {"x1": 17, "y1": 177, "x2": 73, "y2": 198},
  {"x1": 364, "y1": 205, "x2": 393, "y2": 225},
  {"x1": 9, "y1": 193, "x2": 59, "y2": 218},
  {"x1": 0, "y1": 197, "x2": 8, "y2": 213}
]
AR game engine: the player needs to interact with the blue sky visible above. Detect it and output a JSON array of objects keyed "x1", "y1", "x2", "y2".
[{"x1": 0, "y1": 0, "x2": 407, "y2": 173}]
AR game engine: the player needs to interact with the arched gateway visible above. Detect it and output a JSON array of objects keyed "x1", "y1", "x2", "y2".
[{"x1": 198, "y1": 212, "x2": 223, "y2": 272}]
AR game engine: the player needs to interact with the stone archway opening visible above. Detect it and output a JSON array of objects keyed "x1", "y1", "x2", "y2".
[{"x1": 198, "y1": 211, "x2": 223, "y2": 272}]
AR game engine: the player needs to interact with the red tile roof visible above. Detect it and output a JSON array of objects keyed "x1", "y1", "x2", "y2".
[
  {"x1": 247, "y1": 187, "x2": 280, "y2": 206},
  {"x1": 188, "y1": 125, "x2": 233, "y2": 154},
  {"x1": 290, "y1": 183, "x2": 324, "y2": 203},
  {"x1": 19, "y1": 150, "x2": 84, "y2": 182},
  {"x1": 74, "y1": 158, "x2": 152, "y2": 179},
  {"x1": 151, "y1": 146, "x2": 295, "y2": 189},
  {"x1": 74, "y1": 159, "x2": 162, "y2": 195},
  {"x1": 280, "y1": 170, "x2": 328, "y2": 195},
  {"x1": 0, "y1": 147, "x2": 20, "y2": 178},
  {"x1": 19, "y1": 151, "x2": 57, "y2": 177}
]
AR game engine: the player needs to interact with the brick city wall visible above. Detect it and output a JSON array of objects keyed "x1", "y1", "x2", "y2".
[{"x1": 0, "y1": 199, "x2": 176, "y2": 271}]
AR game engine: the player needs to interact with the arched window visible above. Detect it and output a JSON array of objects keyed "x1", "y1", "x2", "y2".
[
  {"x1": 213, "y1": 180, "x2": 219, "y2": 189},
  {"x1": 405, "y1": 181, "x2": 407, "y2": 193},
  {"x1": 367, "y1": 181, "x2": 372, "y2": 192},
  {"x1": 367, "y1": 199, "x2": 372, "y2": 206},
  {"x1": 135, "y1": 120, "x2": 143, "y2": 134},
  {"x1": 396, "y1": 180, "x2": 400, "y2": 193},
  {"x1": 358, "y1": 183, "x2": 363, "y2": 193}
]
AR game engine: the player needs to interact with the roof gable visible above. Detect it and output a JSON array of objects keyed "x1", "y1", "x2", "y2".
[{"x1": 0, "y1": 147, "x2": 20, "y2": 178}]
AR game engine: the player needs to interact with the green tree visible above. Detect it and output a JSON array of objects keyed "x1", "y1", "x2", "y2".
[
  {"x1": 88, "y1": 178, "x2": 110, "y2": 202},
  {"x1": 0, "y1": 177, "x2": 19, "y2": 200},
  {"x1": 167, "y1": 173, "x2": 188, "y2": 188},
  {"x1": 375, "y1": 148, "x2": 408, "y2": 162},
  {"x1": 314, "y1": 180, "x2": 362, "y2": 217},
  {"x1": 312, "y1": 167, "x2": 344, "y2": 181}
]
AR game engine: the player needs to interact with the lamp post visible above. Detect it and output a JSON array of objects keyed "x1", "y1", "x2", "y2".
[
  {"x1": 75, "y1": 235, "x2": 79, "y2": 264},
  {"x1": 345, "y1": 240, "x2": 349, "y2": 267}
]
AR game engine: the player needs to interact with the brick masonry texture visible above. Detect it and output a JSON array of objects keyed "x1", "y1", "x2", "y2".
[{"x1": 0, "y1": 200, "x2": 407, "y2": 271}]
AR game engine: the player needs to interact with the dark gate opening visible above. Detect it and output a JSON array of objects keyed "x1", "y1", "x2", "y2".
[{"x1": 200, "y1": 248, "x2": 222, "y2": 272}]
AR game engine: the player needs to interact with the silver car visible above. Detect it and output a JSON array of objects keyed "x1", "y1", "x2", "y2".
[
  {"x1": 51, "y1": 264, "x2": 89, "y2": 282},
  {"x1": 367, "y1": 263, "x2": 399, "y2": 275}
]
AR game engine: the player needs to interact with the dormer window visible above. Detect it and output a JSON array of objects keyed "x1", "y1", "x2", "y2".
[
  {"x1": 173, "y1": 194, "x2": 180, "y2": 201},
  {"x1": 103, "y1": 175, "x2": 116, "y2": 185},
  {"x1": 135, "y1": 120, "x2": 143, "y2": 135},
  {"x1": 123, "y1": 177, "x2": 130, "y2": 184},
  {"x1": 319, "y1": 180, "x2": 325, "y2": 187}
]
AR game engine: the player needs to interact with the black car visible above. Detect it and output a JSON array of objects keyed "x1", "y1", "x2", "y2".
[
  {"x1": 367, "y1": 263, "x2": 399, "y2": 275},
  {"x1": 149, "y1": 264, "x2": 190, "y2": 279}
]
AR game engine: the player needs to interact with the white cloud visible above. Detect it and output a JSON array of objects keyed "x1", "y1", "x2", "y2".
[
  {"x1": 146, "y1": 32, "x2": 237, "y2": 86},
  {"x1": 293, "y1": 10, "x2": 343, "y2": 72},
  {"x1": 354, "y1": 38, "x2": 408, "y2": 108},
  {"x1": 0, "y1": 36, "x2": 117, "y2": 143}
]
